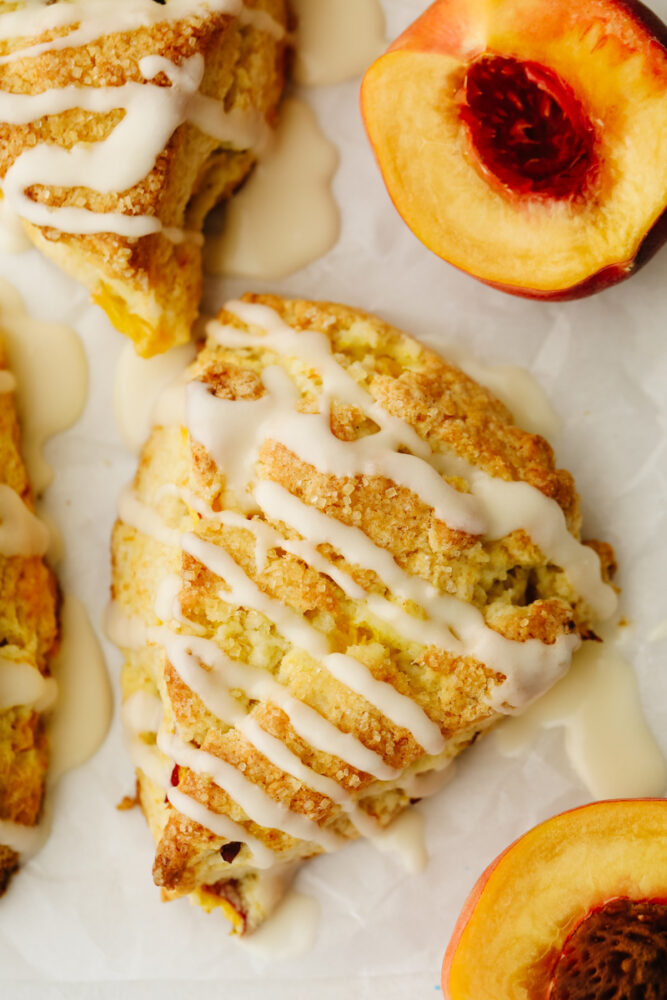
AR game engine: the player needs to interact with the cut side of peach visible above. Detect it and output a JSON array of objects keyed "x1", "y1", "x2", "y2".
[
  {"x1": 441, "y1": 799, "x2": 667, "y2": 999},
  {"x1": 361, "y1": 0, "x2": 667, "y2": 297}
]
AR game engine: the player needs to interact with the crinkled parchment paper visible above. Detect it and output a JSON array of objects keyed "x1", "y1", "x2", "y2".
[{"x1": 2, "y1": 1, "x2": 667, "y2": 996}]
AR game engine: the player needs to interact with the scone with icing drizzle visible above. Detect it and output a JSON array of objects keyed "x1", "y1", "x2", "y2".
[
  {"x1": 0, "y1": 0, "x2": 288, "y2": 356},
  {"x1": 109, "y1": 295, "x2": 617, "y2": 934},
  {"x1": 0, "y1": 338, "x2": 58, "y2": 895}
]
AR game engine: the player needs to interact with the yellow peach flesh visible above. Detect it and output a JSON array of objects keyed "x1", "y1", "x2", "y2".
[
  {"x1": 443, "y1": 800, "x2": 667, "y2": 999},
  {"x1": 361, "y1": 0, "x2": 667, "y2": 294}
]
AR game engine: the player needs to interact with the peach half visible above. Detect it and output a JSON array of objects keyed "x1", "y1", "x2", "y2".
[
  {"x1": 361, "y1": 0, "x2": 667, "y2": 298},
  {"x1": 441, "y1": 799, "x2": 667, "y2": 999}
]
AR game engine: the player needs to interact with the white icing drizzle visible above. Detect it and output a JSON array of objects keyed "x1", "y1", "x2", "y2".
[
  {"x1": 181, "y1": 531, "x2": 446, "y2": 754},
  {"x1": 160, "y1": 729, "x2": 345, "y2": 852},
  {"x1": 122, "y1": 677, "x2": 380, "y2": 855},
  {"x1": 121, "y1": 690, "x2": 173, "y2": 788},
  {"x1": 104, "y1": 601, "x2": 149, "y2": 651},
  {"x1": 131, "y1": 737, "x2": 173, "y2": 790},
  {"x1": 168, "y1": 787, "x2": 276, "y2": 869},
  {"x1": 235, "y1": 715, "x2": 380, "y2": 839},
  {"x1": 122, "y1": 690, "x2": 164, "y2": 738},
  {"x1": 187, "y1": 368, "x2": 485, "y2": 534},
  {"x1": 154, "y1": 629, "x2": 399, "y2": 782},
  {"x1": 0, "y1": 1, "x2": 281, "y2": 238},
  {"x1": 117, "y1": 485, "x2": 182, "y2": 549},
  {"x1": 252, "y1": 480, "x2": 578, "y2": 708},
  {"x1": 0, "y1": 1, "x2": 246, "y2": 59},
  {"x1": 154, "y1": 573, "x2": 184, "y2": 623},
  {"x1": 0, "y1": 483, "x2": 50, "y2": 557},
  {"x1": 0, "y1": 657, "x2": 57, "y2": 712},
  {"x1": 433, "y1": 456, "x2": 617, "y2": 621}
]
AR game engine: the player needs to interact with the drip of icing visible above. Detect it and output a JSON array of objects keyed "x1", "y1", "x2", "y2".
[
  {"x1": 496, "y1": 633, "x2": 667, "y2": 799},
  {"x1": 235, "y1": 716, "x2": 380, "y2": 839},
  {"x1": 154, "y1": 574, "x2": 184, "y2": 624},
  {"x1": 104, "y1": 601, "x2": 149, "y2": 651},
  {"x1": 371, "y1": 808, "x2": 428, "y2": 874},
  {"x1": 180, "y1": 532, "x2": 446, "y2": 754},
  {"x1": 114, "y1": 341, "x2": 196, "y2": 453},
  {"x1": 34, "y1": 507, "x2": 64, "y2": 565},
  {"x1": 239, "y1": 890, "x2": 321, "y2": 959},
  {"x1": 0, "y1": 197, "x2": 31, "y2": 254},
  {"x1": 117, "y1": 485, "x2": 182, "y2": 549},
  {"x1": 212, "y1": 301, "x2": 431, "y2": 457},
  {"x1": 291, "y1": 0, "x2": 386, "y2": 86},
  {"x1": 0, "y1": 278, "x2": 87, "y2": 492},
  {"x1": 204, "y1": 98, "x2": 340, "y2": 280},
  {"x1": 0, "y1": 484, "x2": 50, "y2": 556},
  {"x1": 0, "y1": 810, "x2": 51, "y2": 859},
  {"x1": 47, "y1": 596, "x2": 112, "y2": 784},
  {"x1": 0, "y1": 0, "x2": 281, "y2": 239},
  {"x1": 399, "y1": 760, "x2": 456, "y2": 800},
  {"x1": 122, "y1": 690, "x2": 163, "y2": 737},
  {"x1": 0, "y1": 657, "x2": 57, "y2": 712},
  {"x1": 451, "y1": 353, "x2": 562, "y2": 440},
  {"x1": 130, "y1": 737, "x2": 173, "y2": 790}
]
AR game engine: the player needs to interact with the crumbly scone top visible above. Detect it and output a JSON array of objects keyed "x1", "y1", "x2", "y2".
[{"x1": 110, "y1": 295, "x2": 616, "y2": 932}]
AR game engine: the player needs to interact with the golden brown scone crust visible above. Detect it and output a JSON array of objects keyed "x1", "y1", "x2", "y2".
[
  {"x1": 111, "y1": 296, "x2": 615, "y2": 933},
  {"x1": 0, "y1": 1, "x2": 288, "y2": 356},
  {"x1": 0, "y1": 337, "x2": 59, "y2": 895}
]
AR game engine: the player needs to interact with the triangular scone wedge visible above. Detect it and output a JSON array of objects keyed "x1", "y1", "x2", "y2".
[
  {"x1": 109, "y1": 296, "x2": 617, "y2": 934},
  {"x1": 0, "y1": 0, "x2": 288, "y2": 356},
  {"x1": 0, "y1": 338, "x2": 59, "y2": 895}
]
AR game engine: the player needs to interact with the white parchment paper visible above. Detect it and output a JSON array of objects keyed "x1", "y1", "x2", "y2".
[{"x1": 2, "y1": 1, "x2": 667, "y2": 995}]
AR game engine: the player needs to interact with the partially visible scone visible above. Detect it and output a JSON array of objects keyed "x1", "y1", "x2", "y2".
[
  {"x1": 110, "y1": 295, "x2": 616, "y2": 933},
  {"x1": 0, "y1": 0, "x2": 288, "y2": 356},
  {"x1": 0, "y1": 338, "x2": 59, "y2": 895}
]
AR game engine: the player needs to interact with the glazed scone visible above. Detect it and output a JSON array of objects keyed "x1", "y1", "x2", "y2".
[
  {"x1": 0, "y1": 339, "x2": 59, "y2": 895},
  {"x1": 109, "y1": 295, "x2": 617, "y2": 934},
  {"x1": 0, "y1": 0, "x2": 288, "y2": 356}
]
